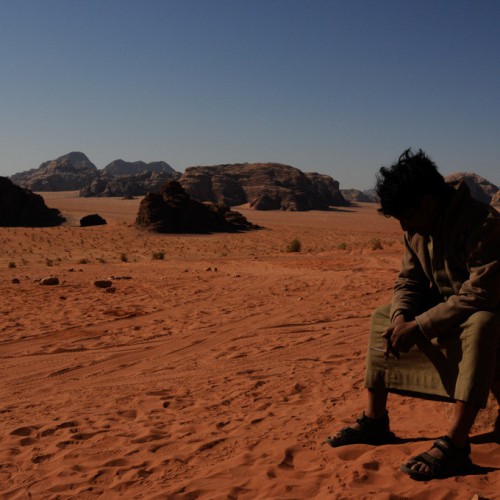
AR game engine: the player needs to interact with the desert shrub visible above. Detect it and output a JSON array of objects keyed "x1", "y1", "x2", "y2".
[
  {"x1": 96, "y1": 257, "x2": 106, "y2": 264},
  {"x1": 286, "y1": 238, "x2": 302, "y2": 253},
  {"x1": 120, "y1": 252, "x2": 128, "y2": 262},
  {"x1": 46, "y1": 258, "x2": 53, "y2": 266},
  {"x1": 337, "y1": 242, "x2": 348, "y2": 250},
  {"x1": 78, "y1": 258, "x2": 90, "y2": 264},
  {"x1": 152, "y1": 251, "x2": 165, "y2": 260},
  {"x1": 371, "y1": 238, "x2": 383, "y2": 250},
  {"x1": 8, "y1": 262, "x2": 16, "y2": 269}
]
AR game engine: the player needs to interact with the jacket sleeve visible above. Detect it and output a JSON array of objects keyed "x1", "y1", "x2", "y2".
[
  {"x1": 415, "y1": 215, "x2": 500, "y2": 338},
  {"x1": 390, "y1": 234, "x2": 431, "y2": 322}
]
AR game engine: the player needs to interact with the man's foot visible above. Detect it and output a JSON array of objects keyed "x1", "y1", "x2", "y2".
[
  {"x1": 325, "y1": 411, "x2": 396, "y2": 447},
  {"x1": 400, "y1": 435, "x2": 471, "y2": 480}
]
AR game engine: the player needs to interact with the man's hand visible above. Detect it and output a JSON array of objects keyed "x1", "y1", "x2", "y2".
[{"x1": 382, "y1": 316, "x2": 420, "y2": 358}]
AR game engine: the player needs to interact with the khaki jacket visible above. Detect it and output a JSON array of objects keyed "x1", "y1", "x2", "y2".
[{"x1": 390, "y1": 182, "x2": 500, "y2": 338}]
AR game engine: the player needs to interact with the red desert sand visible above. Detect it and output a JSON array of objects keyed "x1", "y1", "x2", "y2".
[{"x1": 1, "y1": 192, "x2": 498, "y2": 499}]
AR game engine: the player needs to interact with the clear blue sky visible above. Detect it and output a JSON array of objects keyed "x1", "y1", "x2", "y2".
[{"x1": 1, "y1": 0, "x2": 499, "y2": 189}]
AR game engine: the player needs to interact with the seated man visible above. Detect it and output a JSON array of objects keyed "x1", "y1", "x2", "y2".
[{"x1": 326, "y1": 149, "x2": 500, "y2": 480}]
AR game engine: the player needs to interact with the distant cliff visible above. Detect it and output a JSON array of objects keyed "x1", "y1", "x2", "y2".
[
  {"x1": 179, "y1": 163, "x2": 349, "y2": 211},
  {"x1": 102, "y1": 159, "x2": 175, "y2": 177},
  {"x1": 79, "y1": 170, "x2": 181, "y2": 197}
]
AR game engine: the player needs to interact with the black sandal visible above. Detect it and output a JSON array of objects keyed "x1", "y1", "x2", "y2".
[
  {"x1": 400, "y1": 435, "x2": 471, "y2": 480},
  {"x1": 325, "y1": 411, "x2": 396, "y2": 447}
]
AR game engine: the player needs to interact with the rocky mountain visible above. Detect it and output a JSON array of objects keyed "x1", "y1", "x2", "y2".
[
  {"x1": 492, "y1": 191, "x2": 500, "y2": 206},
  {"x1": 10, "y1": 153, "x2": 179, "y2": 194},
  {"x1": 10, "y1": 152, "x2": 98, "y2": 191},
  {"x1": 79, "y1": 170, "x2": 181, "y2": 197},
  {"x1": 102, "y1": 159, "x2": 175, "y2": 177},
  {"x1": 179, "y1": 163, "x2": 349, "y2": 211},
  {"x1": 445, "y1": 172, "x2": 498, "y2": 204},
  {"x1": 136, "y1": 180, "x2": 259, "y2": 233},
  {"x1": 0, "y1": 176, "x2": 65, "y2": 227}
]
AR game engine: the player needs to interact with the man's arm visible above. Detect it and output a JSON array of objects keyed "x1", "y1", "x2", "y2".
[
  {"x1": 415, "y1": 216, "x2": 500, "y2": 339},
  {"x1": 390, "y1": 233, "x2": 430, "y2": 322}
]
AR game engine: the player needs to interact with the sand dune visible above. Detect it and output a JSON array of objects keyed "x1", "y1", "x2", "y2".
[{"x1": 1, "y1": 193, "x2": 498, "y2": 499}]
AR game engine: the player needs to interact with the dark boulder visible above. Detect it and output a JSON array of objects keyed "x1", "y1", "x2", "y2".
[
  {"x1": 136, "y1": 181, "x2": 259, "y2": 233},
  {"x1": 80, "y1": 214, "x2": 107, "y2": 227},
  {"x1": 0, "y1": 176, "x2": 65, "y2": 227}
]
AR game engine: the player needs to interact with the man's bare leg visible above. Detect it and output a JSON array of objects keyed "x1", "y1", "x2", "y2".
[{"x1": 366, "y1": 387, "x2": 389, "y2": 418}]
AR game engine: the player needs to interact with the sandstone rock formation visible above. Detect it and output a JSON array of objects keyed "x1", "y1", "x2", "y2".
[
  {"x1": 136, "y1": 181, "x2": 259, "y2": 233},
  {"x1": 10, "y1": 152, "x2": 98, "y2": 191},
  {"x1": 179, "y1": 163, "x2": 349, "y2": 211},
  {"x1": 0, "y1": 176, "x2": 65, "y2": 227},
  {"x1": 79, "y1": 170, "x2": 180, "y2": 197},
  {"x1": 102, "y1": 159, "x2": 176, "y2": 177},
  {"x1": 340, "y1": 189, "x2": 376, "y2": 203},
  {"x1": 305, "y1": 173, "x2": 350, "y2": 207},
  {"x1": 80, "y1": 214, "x2": 107, "y2": 227},
  {"x1": 445, "y1": 172, "x2": 498, "y2": 204}
]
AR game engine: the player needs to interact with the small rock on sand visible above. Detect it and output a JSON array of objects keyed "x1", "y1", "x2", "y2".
[
  {"x1": 94, "y1": 280, "x2": 113, "y2": 289},
  {"x1": 40, "y1": 277, "x2": 59, "y2": 286}
]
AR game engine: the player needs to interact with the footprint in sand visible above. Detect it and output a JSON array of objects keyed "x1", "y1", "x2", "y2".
[
  {"x1": 278, "y1": 448, "x2": 295, "y2": 470},
  {"x1": 10, "y1": 425, "x2": 39, "y2": 436}
]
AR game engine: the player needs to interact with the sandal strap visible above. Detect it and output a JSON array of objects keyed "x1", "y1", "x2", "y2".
[
  {"x1": 411, "y1": 451, "x2": 442, "y2": 470},
  {"x1": 356, "y1": 411, "x2": 389, "y2": 429},
  {"x1": 432, "y1": 436, "x2": 471, "y2": 458}
]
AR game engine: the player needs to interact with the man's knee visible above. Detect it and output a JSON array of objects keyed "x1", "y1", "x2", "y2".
[
  {"x1": 371, "y1": 304, "x2": 391, "y2": 323},
  {"x1": 464, "y1": 310, "x2": 500, "y2": 332},
  {"x1": 462, "y1": 310, "x2": 500, "y2": 350}
]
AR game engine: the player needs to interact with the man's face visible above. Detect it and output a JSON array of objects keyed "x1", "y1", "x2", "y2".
[{"x1": 394, "y1": 196, "x2": 438, "y2": 235}]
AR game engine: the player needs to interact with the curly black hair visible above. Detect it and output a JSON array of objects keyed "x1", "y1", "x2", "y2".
[{"x1": 376, "y1": 148, "x2": 451, "y2": 218}]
